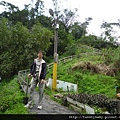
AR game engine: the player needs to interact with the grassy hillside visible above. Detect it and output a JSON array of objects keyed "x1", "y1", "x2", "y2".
[
  {"x1": 0, "y1": 77, "x2": 28, "y2": 114},
  {"x1": 1, "y1": 45, "x2": 118, "y2": 114},
  {"x1": 46, "y1": 50, "x2": 117, "y2": 99}
]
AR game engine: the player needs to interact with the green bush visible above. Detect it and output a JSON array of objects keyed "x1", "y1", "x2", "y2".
[{"x1": 0, "y1": 77, "x2": 28, "y2": 114}]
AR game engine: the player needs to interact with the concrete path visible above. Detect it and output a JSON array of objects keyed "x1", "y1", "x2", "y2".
[{"x1": 28, "y1": 91, "x2": 80, "y2": 114}]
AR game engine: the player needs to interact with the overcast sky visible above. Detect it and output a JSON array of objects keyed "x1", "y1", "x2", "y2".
[{"x1": 0, "y1": 0, "x2": 120, "y2": 38}]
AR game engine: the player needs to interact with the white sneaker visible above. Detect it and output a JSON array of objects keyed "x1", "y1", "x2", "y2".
[
  {"x1": 37, "y1": 105, "x2": 42, "y2": 110},
  {"x1": 24, "y1": 104, "x2": 33, "y2": 109}
]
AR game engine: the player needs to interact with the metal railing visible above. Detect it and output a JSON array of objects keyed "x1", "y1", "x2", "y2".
[{"x1": 18, "y1": 47, "x2": 102, "y2": 92}]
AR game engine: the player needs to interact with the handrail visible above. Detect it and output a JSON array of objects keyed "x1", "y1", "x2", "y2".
[{"x1": 18, "y1": 47, "x2": 102, "y2": 93}]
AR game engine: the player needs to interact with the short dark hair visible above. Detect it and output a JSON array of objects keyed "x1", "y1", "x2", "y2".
[{"x1": 38, "y1": 50, "x2": 43, "y2": 54}]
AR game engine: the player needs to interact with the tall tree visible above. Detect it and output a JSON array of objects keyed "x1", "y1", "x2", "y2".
[
  {"x1": 100, "y1": 21, "x2": 117, "y2": 44},
  {"x1": 0, "y1": 1, "x2": 45, "y2": 28},
  {"x1": 49, "y1": 0, "x2": 78, "y2": 33},
  {"x1": 59, "y1": 8, "x2": 78, "y2": 33},
  {"x1": 0, "y1": 18, "x2": 53, "y2": 79}
]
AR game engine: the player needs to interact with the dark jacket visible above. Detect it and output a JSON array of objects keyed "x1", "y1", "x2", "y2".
[{"x1": 30, "y1": 59, "x2": 46, "y2": 79}]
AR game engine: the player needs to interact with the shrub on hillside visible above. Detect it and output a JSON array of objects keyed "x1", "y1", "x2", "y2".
[{"x1": 0, "y1": 77, "x2": 28, "y2": 114}]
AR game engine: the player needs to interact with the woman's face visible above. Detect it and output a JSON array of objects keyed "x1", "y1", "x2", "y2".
[{"x1": 38, "y1": 52, "x2": 43, "y2": 59}]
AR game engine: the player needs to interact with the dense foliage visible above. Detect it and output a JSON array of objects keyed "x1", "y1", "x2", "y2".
[
  {"x1": 0, "y1": 77, "x2": 28, "y2": 114},
  {"x1": 0, "y1": 0, "x2": 119, "y2": 80},
  {"x1": 0, "y1": 0, "x2": 120, "y2": 115},
  {"x1": 0, "y1": 18, "x2": 52, "y2": 79}
]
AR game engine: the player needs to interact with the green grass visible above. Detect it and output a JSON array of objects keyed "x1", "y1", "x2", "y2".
[
  {"x1": 45, "y1": 53, "x2": 118, "y2": 114},
  {"x1": 0, "y1": 77, "x2": 28, "y2": 114},
  {"x1": 0, "y1": 48, "x2": 118, "y2": 114},
  {"x1": 77, "y1": 73, "x2": 116, "y2": 98},
  {"x1": 46, "y1": 54, "x2": 117, "y2": 99}
]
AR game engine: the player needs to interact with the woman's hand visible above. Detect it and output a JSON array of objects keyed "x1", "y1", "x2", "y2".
[
  {"x1": 28, "y1": 74, "x2": 32, "y2": 78},
  {"x1": 41, "y1": 79, "x2": 44, "y2": 84}
]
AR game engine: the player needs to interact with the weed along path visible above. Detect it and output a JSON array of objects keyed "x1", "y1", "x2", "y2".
[{"x1": 27, "y1": 91, "x2": 80, "y2": 114}]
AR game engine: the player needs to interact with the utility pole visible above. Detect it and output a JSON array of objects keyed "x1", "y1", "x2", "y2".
[{"x1": 49, "y1": 9, "x2": 59, "y2": 90}]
